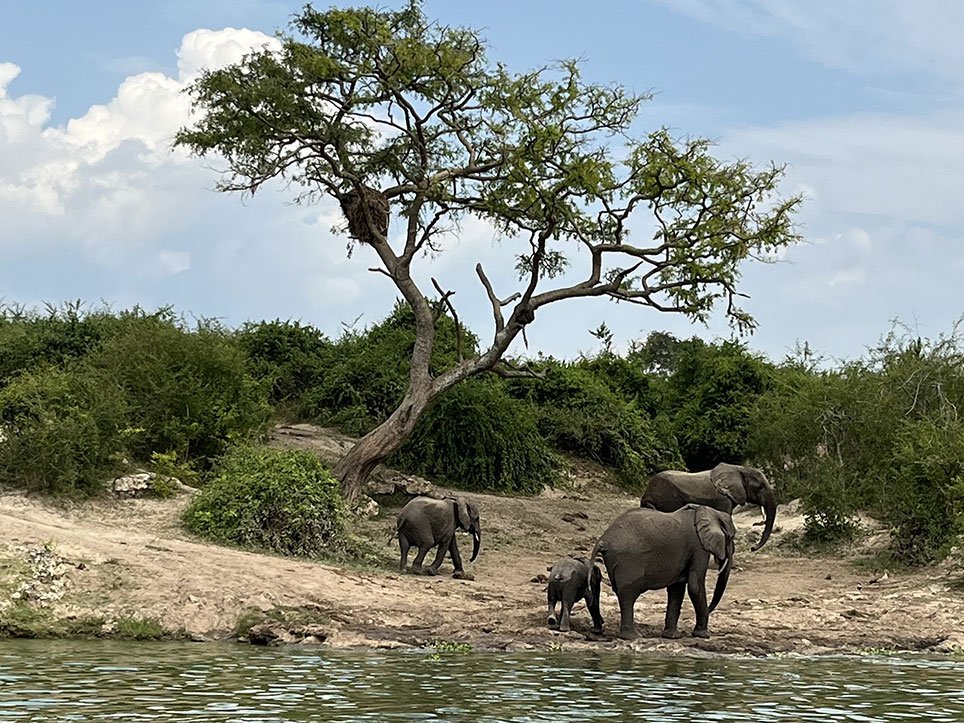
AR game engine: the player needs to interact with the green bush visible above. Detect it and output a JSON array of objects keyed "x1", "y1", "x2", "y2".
[
  {"x1": 0, "y1": 302, "x2": 121, "y2": 389},
  {"x1": 509, "y1": 362, "x2": 682, "y2": 486},
  {"x1": 182, "y1": 446, "x2": 351, "y2": 557},
  {"x1": 0, "y1": 365, "x2": 127, "y2": 495},
  {"x1": 86, "y1": 316, "x2": 271, "y2": 466},
  {"x1": 391, "y1": 379, "x2": 558, "y2": 494},
  {"x1": 749, "y1": 325, "x2": 964, "y2": 556},
  {"x1": 235, "y1": 320, "x2": 331, "y2": 413},
  {"x1": 886, "y1": 420, "x2": 964, "y2": 564},
  {"x1": 660, "y1": 338, "x2": 771, "y2": 471}
]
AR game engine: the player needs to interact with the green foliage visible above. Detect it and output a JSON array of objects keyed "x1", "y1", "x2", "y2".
[
  {"x1": 149, "y1": 451, "x2": 197, "y2": 497},
  {"x1": 887, "y1": 419, "x2": 964, "y2": 564},
  {"x1": 0, "y1": 302, "x2": 120, "y2": 388},
  {"x1": 0, "y1": 305, "x2": 271, "y2": 496},
  {"x1": 0, "y1": 365, "x2": 127, "y2": 495},
  {"x1": 654, "y1": 335, "x2": 772, "y2": 471},
  {"x1": 391, "y1": 379, "x2": 557, "y2": 494},
  {"x1": 112, "y1": 616, "x2": 167, "y2": 641},
  {"x1": 235, "y1": 320, "x2": 331, "y2": 414},
  {"x1": 303, "y1": 302, "x2": 475, "y2": 435},
  {"x1": 85, "y1": 313, "x2": 271, "y2": 466},
  {"x1": 182, "y1": 446, "x2": 351, "y2": 558},
  {"x1": 508, "y1": 360, "x2": 682, "y2": 486},
  {"x1": 750, "y1": 324, "x2": 964, "y2": 560}
]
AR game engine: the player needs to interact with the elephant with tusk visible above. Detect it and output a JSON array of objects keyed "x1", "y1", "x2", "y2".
[
  {"x1": 588, "y1": 504, "x2": 736, "y2": 640},
  {"x1": 396, "y1": 496, "x2": 481, "y2": 577},
  {"x1": 641, "y1": 463, "x2": 777, "y2": 551}
]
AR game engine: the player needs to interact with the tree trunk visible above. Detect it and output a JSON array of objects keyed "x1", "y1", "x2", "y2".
[{"x1": 332, "y1": 386, "x2": 435, "y2": 502}]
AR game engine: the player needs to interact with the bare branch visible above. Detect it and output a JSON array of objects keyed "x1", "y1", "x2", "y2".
[{"x1": 431, "y1": 277, "x2": 463, "y2": 361}]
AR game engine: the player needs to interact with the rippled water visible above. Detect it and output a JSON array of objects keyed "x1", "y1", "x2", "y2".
[{"x1": 1, "y1": 640, "x2": 963, "y2": 721}]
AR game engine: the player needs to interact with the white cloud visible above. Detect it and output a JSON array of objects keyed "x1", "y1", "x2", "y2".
[
  {"x1": 176, "y1": 27, "x2": 280, "y2": 81},
  {"x1": 0, "y1": 28, "x2": 279, "y2": 255}
]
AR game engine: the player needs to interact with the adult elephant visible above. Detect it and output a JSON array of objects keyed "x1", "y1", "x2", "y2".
[
  {"x1": 396, "y1": 496, "x2": 481, "y2": 577},
  {"x1": 588, "y1": 504, "x2": 736, "y2": 640},
  {"x1": 641, "y1": 463, "x2": 777, "y2": 551}
]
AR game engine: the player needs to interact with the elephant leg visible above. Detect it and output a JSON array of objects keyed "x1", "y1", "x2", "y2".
[
  {"x1": 559, "y1": 590, "x2": 578, "y2": 633},
  {"x1": 585, "y1": 579, "x2": 604, "y2": 634},
  {"x1": 447, "y1": 536, "x2": 464, "y2": 574},
  {"x1": 411, "y1": 546, "x2": 430, "y2": 575},
  {"x1": 398, "y1": 531, "x2": 411, "y2": 573},
  {"x1": 687, "y1": 568, "x2": 710, "y2": 638},
  {"x1": 616, "y1": 589, "x2": 638, "y2": 640},
  {"x1": 662, "y1": 582, "x2": 686, "y2": 639},
  {"x1": 426, "y1": 536, "x2": 451, "y2": 575},
  {"x1": 547, "y1": 588, "x2": 559, "y2": 629}
]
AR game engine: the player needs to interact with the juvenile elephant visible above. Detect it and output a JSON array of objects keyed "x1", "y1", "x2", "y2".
[
  {"x1": 546, "y1": 555, "x2": 603, "y2": 634},
  {"x1": 396, "y1": 496, "x2": 481, "y2": 577},
  {"x1": 641, "y1": 462, "x2": 777, "y2": 550},
  {"x1": 588, "y1": 504, "x2": 736, "y2": 640}
]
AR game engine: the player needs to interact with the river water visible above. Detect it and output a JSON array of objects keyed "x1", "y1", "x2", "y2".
[{"x1": 1, "y1": 640, "x2": 962, "y2": 721}]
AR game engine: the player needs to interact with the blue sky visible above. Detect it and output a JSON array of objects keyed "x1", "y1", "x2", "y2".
[{"x1": 1, "y1": 1, "x2": 962, "y2": 363}]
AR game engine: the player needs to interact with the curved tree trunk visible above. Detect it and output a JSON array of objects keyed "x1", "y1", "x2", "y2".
[{"x1": 332, "y1": 387, "x2": 436, "y2": 502}]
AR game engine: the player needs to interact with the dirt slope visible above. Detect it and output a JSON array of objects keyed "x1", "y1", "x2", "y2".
[{"x1": 2, "y1": 426, "x2": 963, "y2": 655}]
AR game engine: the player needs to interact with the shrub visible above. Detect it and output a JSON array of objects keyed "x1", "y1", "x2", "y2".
[
  {"x1": 391, "y1": 379, "x2": 558, "y2": 494},
  {"x1": 235, "y1": 320, "x2": 331, "y2": 413},
  {"x1": 182, "y1": 446, "x2": 351, "y2": 558},
  {"x1": 509, "y1": 362, "x2": 682, "y2": 486},
  {"x1": 0, "y1": 365, "x2": 127, "y2": 495},
  {"x1": 86, "y1": 315, "x2": 271, "y2": 466},
  {"x1": 885, "y1": 420, "x2": 964, "y2": 564},
  {"x1": 661, "y1": 338, "x2": 771, "y2": 471},
  {"x1": 0, "y1": 302, "x2": 120, "y2": 389}
]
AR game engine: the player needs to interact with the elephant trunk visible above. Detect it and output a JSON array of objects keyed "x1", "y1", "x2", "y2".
[
  {"x1": 470, "y1": 528, "x2": 481, "y2": 563},
  {"x1": 708, "y1": 545, "x2": 734, "y2": 613},
  {"x1": 751, "y1": 486, "x2": 778, "y2": 551}
]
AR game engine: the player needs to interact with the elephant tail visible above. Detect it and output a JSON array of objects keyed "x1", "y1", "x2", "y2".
[
  {"x1": 586, "y1": 538, "x2": 607, "y2": 587},
  {"x1": 388, "y1": 515, "x2": 402, "y2": 542}
]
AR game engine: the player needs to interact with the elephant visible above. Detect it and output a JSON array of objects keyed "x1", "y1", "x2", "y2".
[
  {"x1": 546, "y1": 555, "x2": 603, "y2": 634},
  {"x1": 640, "y1": 462, "x2": 777, "y2": 551},
  {"x1": 588, "y1": 504, "x2": 736, "y2": 640},
  {"x1": 396, "y1": 496, "x2": 481, "y2": 577}
]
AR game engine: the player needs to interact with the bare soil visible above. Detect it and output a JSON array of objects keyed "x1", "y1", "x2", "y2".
[{"x1": 2, "y1": 425, "x2": 963, "y2": 655}]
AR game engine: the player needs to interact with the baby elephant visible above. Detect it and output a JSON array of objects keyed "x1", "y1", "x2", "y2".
[{"x1": 546, "y1": 555, "x2": 603, "y2": 634}]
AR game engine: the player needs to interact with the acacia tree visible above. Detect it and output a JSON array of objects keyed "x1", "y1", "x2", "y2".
[{"x1": 175, "y1": 2, "x2": 801, "y2": 501}]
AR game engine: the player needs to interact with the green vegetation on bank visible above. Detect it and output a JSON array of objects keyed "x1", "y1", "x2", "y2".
[
  {"x1": 1, "y1": 302, "x2": 963, "y2": 566},
  {"x1": 182, "y1": 446, "x2": 354, "y2": 559}
]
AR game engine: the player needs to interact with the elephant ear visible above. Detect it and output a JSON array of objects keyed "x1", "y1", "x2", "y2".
[
  {"x1": 455, "y1": 498, "x2": 471, "y2": 530},
  {"x1": 710, "y1": 463, "x2": 748, "y2": 506},
  {"x1": 695, "y1": 506, "x2": 730, "y2": 563}
]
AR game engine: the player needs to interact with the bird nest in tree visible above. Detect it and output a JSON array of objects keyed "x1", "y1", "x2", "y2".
[{"x1": 338, "y1": 185, "x2": 389, "y2": 244}]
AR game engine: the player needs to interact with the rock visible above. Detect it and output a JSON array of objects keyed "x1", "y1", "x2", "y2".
[
  {"x1": 12, "y1": 545, "x2": 73, "y2": 605},
  {"x1": 351, "y1": 495, "x2": 380, "y2": 518},
  {"x1": 110, "y1": 471, "x2": 197, "y2": 498},
  {"x1": 365, "y1": 470, "x2": 436, "y2": 498},
  {"x1": 111, "y1": 472, "x2": 154, "y2": 497},
  {"x1": 932, "y1": 633, "x2": 964, "y2": 654},
  {"x1": 530, "y1": 574, "x2": 548, "y2": 584},
  {"x1": 247, "y1": 622, "x2": 328, "y2": 646}
]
